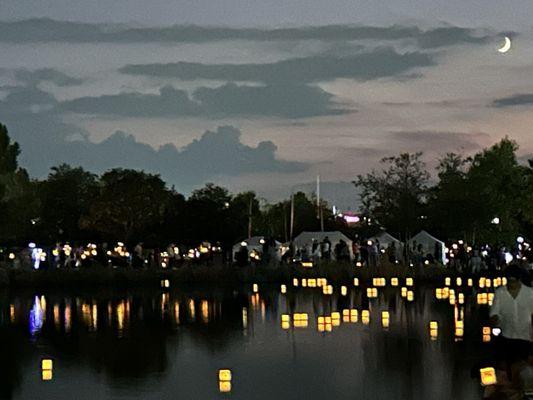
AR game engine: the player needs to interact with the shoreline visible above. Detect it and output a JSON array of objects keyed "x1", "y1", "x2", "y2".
[{"x1": 0, "y1": 262, "x2": 466, "y2": 289}]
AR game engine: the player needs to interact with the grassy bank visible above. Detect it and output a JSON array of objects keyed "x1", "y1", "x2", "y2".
[{"x1": 0, "y1": 261, "x2": 461, "y2": 289}]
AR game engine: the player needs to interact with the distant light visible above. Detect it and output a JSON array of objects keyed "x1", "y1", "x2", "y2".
[
  {"x1": 517, "y1": 236, "x2": 524, "y2": 243},
  {"x1": 491, "y1": 217, "x2": 500, "y2": 225},
  {"x1": 8, "y1": 253, "x2": 15, "y2": 260},
  {"x1": 343, "y1": 215, "x2": 360, "y2": 224},
  {"x1": 28, "y1": 242, "x2": 36, "y2": 249},
  {"x1": 504, "y1": 252, "x2": 513, "y2": 264},
  {"x1": 241, "y1": 241, "x2": 247, "y2": 247}
]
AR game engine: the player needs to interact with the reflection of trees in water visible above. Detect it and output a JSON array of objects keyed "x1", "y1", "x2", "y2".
[{"x1": 0, "y1": 288, "x2": 253, "y2": 387}]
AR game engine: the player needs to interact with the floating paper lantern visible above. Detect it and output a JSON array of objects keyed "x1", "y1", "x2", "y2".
[
  {"x1": 406, "y1": 278, "x2": 413, "y2": 287},
  {"x1": 219, "y1": 369, "x2": 232, "y2": 382},
  {"x1": 479, "y1": 277, "x2": 486, "y2": 289},
  {"x1": 353, "y1": 278, "x2": 359, "y2": 287},
  {"x1": 308, "y1": 279, "x2": 316, "y2": 287},
  {"x1": 367, "y1": 287, "x2": 378, "y2": 298},
  {"x1": 391, "y1": 278, "x2": 398, "y2": 287},
  {"x1": 407, "y1": 291, "x2": 414, "y2": 301},
  {"x1": 293, "y1": 278, "x2": 299, "y2": 287},
  {"x1": 219, "y1": 381, "x2": 231, "y2": 393},
  {"x1": 381, "y1": 311, "x2": 390, "y2": 328},
  {"x1": 41, "y1": 359, "x2": 53, "y2": 381},
  {"x1": 456, "y1": 277, "x2": 462, "y2": 286},
  {"x1": 435, "y1": 288, "x2": 443, "y2": 299},
  {"x1": 480, "y1": 367, "x2": 497, "y2": 386},
  {"x1": 341, "y1": 286, "x2": 348, "y2": 296},
  {"x1": 467, "y1": 278, "x2": 473, "y2": 287},
  {"x1": 458, "y1": 293, "x2": 464, "y2": 305},
  {"x1": 252, "y1": 284, "x2": 258, "y2": 293},
  {"x1": 401, "y1": 287, "x2": 407, "y2": 297},
  {"x1": 361, "y1": 310, "x2": 370, "y2": 325},
  {"x1": 280, "y1": 284, "x2": 287, "y2": 294}
]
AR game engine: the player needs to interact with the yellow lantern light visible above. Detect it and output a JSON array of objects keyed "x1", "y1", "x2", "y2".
[
  {"x1": 161, "y1": 279, "x2": 170, "y2": 288},
  {"x1": 430, "y1": 321, "x2": 438, "y2": 330},
  {"x1": 486, "y1": 280, "x2": 491, "y2": 288},
  {"x1": 442, "y1": 287, "x2": 449, "y2": 299},
  {"x1": 350, "y1": 309, "x2": 358, "y2": 323},
  {"x1": 429, "y1": 321, "x2": 438, "y2": 340},
  {"x1": 293, "y1": 278, "x2": 299, "y2": 287},
  {"x1": 381, "y1": 311, "x2": 390, "y2": 329},
  {"x1": 480, "y1": 367, "x2": 497, "y2": 386},
  {"x1": 445, "y1": 277, "x2": 451, "y2": 286},
  {"x1": 281, "y1": 284, "x2": 287, "y2": 294},
  {"x1": 301, "y1": 261, "x2": 313, "y2": 268},
  {"x1": 219, "y1": 369, "x2": 232, "y2": 381},
  {"x1": 308, "y1": 279, "x2": 316, "y2": 287},
  {"x1": 467, "y1": 278, "x2": 473, "y2": 287},
  {"x1": 353, "y1": 278, "x2": 359, "y2": 287},
  {"x1": 407, "y1": 291, "x2": 414, "y2": 302},
  {"x1": 252, "y1": 284, "x2": 258, "y2": 293},
  {"x1": 435, "y1": 288, "x2": 443, "y2": 299},
  {"x1": 391, "y1": 277, "x2": 398, "y2": 287},
  {"x1": 356, "y1": 261, "x2": 362, "y2": 267},
  {"x1": 488, "y1": 293, "x2": 494, "y2": 306},
  {"x1": 331, "y1": 312, "x2": 341, "y2": 327},
  {"x1": 361, "y1": 310, "x2": 370, "y2": 325},
  {"x1": 342, "y1": 309, "x2": 350, "y2": 323},
  {"x1": 8, "y1": 252, "x2": 16, "y2": 260},
  {"x1": 42, "y1": 359, "x2": 53, "y2": 370},
  {"x1": 502, "y1": 277, "x2": 507, "y2": 286},
  {"x1": 456, "y1": 277, "x2": 462, "y2": 286},
  {"x1": 281, "y1": 314, "x2": 290, "y2": 323},
  {"x1": 341, "y1": 286, "x2": 348, "y2": 296},
  {"x1": 458, "y1": 293, "x2": 464, "y2": 305},
  {"x1": 406, "y1": 277, "x2": 413, "y2": 287},
  {"x1": 219, "y1": 381, "x2": 231, "y2": 393},
  {"x1": 479, "y1": 277, "x2": 486, "y2": 288},
  {"x1": 401, "y1": 287, "x2": 407, "y2": 297},
  {"x1": 302, "y1": 279, "x2": 307, "y2": 287},
  {"x1": 367, "y1": 287, "x2": 378, "y2": 298}
]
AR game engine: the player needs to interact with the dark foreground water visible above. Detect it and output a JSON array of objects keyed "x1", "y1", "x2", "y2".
[{"x1": 0, "y1": 283, "x2": 493, "y2": 400}]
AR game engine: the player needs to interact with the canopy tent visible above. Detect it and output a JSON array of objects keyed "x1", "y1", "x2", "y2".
[
  {"x1": 293, "y1": 231, "x2": 354, "y2": 260},
  {"x1": 408, "y1": 230, "x2": 446, "y2": 264},
  {"x1": 369, "y1": 231, "x2": 403, "y2": 259},
  {"x1": 232, "y1": 236, "x2": 281, "y2": 261}
]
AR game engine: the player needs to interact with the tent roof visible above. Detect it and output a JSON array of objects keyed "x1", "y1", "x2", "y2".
[
  {"x1": 409, "y1": 230, "x2": 444, "y2": 245},
  {"x1": 293, "y1": 231, "x2": 352, "y2": 245},
  {"x1": 370, "y1": 232, "x2": 402, "y2": 244}
]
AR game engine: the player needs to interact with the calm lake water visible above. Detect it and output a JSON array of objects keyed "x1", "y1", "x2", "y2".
[{"x1": 0, "y1": 283, "x2": 494, "y2": 400}]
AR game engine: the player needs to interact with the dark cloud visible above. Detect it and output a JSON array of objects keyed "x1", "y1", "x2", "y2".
[
  {"x1": 120, "y1": 48, "x2": 434, "y2": 83},
  {"x1": 0, "y1": 18, "x2": 494, "y2": 48},
  {"x1": 58, "y1": 83, "x2": 350, "y2": 118},
  {"x1": 389, "y1": 131, "x2": 491, "y2": 151},
  {"x1": 0, "y1": 83, "x2": 307, "y2": 190},
  {"x1": 492, "y1": 93, "x2": 533, "y2": 108},
  {"x1": 14, "y1": 68, "x2": 83, "y2": 86}
]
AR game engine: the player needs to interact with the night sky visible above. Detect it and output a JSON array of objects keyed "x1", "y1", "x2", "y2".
[{"x1": 1, "y1": 0, "x2": 532, "y2": 208}]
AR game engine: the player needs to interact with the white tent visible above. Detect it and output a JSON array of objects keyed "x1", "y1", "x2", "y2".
[
  {"x1": 369, "y1": 232, "x2": 403, "y2": 259},
  {"x1": 408, "y1": 230, "x2": 446, "y2": 264},
  {"x1": 293, "y1": 231, "x2": 353, "y2": 260},
  {"x1": 232, "y1": 236, "x2": 281, "y2": 261}
]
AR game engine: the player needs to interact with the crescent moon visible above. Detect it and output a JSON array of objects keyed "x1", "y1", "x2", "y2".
[{"x1": 498, "y1": 36, "x2": 512, "y2": 54}]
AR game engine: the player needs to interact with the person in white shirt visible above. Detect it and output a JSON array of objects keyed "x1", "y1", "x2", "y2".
[{"x1": 490, "y1": 264, "x2": 533, "y2": 381}]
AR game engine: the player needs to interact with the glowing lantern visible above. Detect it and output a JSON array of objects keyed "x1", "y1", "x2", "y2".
[
  {"x1": 350, "y1": 309, "x2": 358, "y2": 323},
  {"x1": 308, "y1": 279, "x2": 317, "y2": 287},
  {"x1": 331, "y1": 312, "x2": 341, "y2": 327},
  {"x1": 406, "y1": 277, "x2": 413, "y2": 287},
  {"x1": 252, "y1": 284, "x2": 258, "y2": 293},
  {"x1": 41, "y1": 359, "x2": 53, "y2": 381},
  {"x1": 280, "y1": 284, "x2": 287, "y2": 294},
  {"x1": 486, "y1": 280, "x2": 491, "y2": 288},
  {"x1": 455, "y1": 320, "x2": 464, "y2": 338},
  {"x1": 353, "y1": 278, "x2": 359, "y2": 286},
  {"x1": 401, "y1": 287, "x2": 407, "y2": 297},
  {"x1": 281, "y1": 314, "x2": 290, "y2": 330},
  {"x1": 301, "y1": 261, "x2": 313, "y2": 268},
  {"x1": 391, "y1": 278, "x2": 398, "y2": 287},
  {"x1": 458, "y1": 293, "x2": 464, "y2": 305},
  {"x1": 294, "y1": 313, "x2": 308, "y2": 328},
  {"x1": 407, "y1": 291, "x2": 414, "y2": 302},
  {"x1": 361, "y1": 310, "x2": 370, "y2": 325},
  {"x1": 381, "y1": 311, "x2": 390, "y2": 329},
  {"x1": 456, "y1": 277, "x2": 462, "y2": 286},
  {"x1": 482, "y1": 326, "x2": 491, "y2": 343},
  {"x1": 480, "y1": 367, "x2": 497, "y2": 386},
  {"x1": 322, "y1": 285, "x2": 333, "y2": 295},
  {"x1": 342, "y1": 309, "x2": 350, "y2": 323},
  {"x1": 302, "y1": 279, "x2": 307, "y2": 287},
  {"x1": 502, "y1": 277, "x2": 507, "y2": 286},
  {"x1": 293, "y1": 278, "x2": 299, "y2": 287},
  {"x1": 367, "y1": 287, "x2": 378, "y2": 298},
  {"x1": 479, "y1": 277, "x2": 486, "y2": 289},
  {"x1": 429, "y1": 321, "x2": 438, "y2": 340},
  {"x1": 161, "y1": 279, "x2": 170, "y2": 288},
  {"x1": 341, "y1": 286, "x2": 347, "y2": 296},
  {"x1": 467, "y1": 278, "x2": 473, "y2": 287},
  {"x1": 435, "y1": 288, "x2": 443, "y2": 299},
  {"x1": 356, "y1": 261, "x2": 362, "y2": 267},
  {"x1": 8, "y1": 252, "x2": 15, "y2": 260},
  {"x1": 219, "y1": 369, "x2": 232, "y2": 381},
  {"x1": 488, "y1": 293, "x2": 494, "y2": 306}
]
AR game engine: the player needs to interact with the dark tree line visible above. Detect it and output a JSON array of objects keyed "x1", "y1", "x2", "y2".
[
  {"x1": 354, "y1": 137, "x2": 533, "y2": 245},
  {"x1": 0, "y1": 123, "x2": 331, "y2": 249}
]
